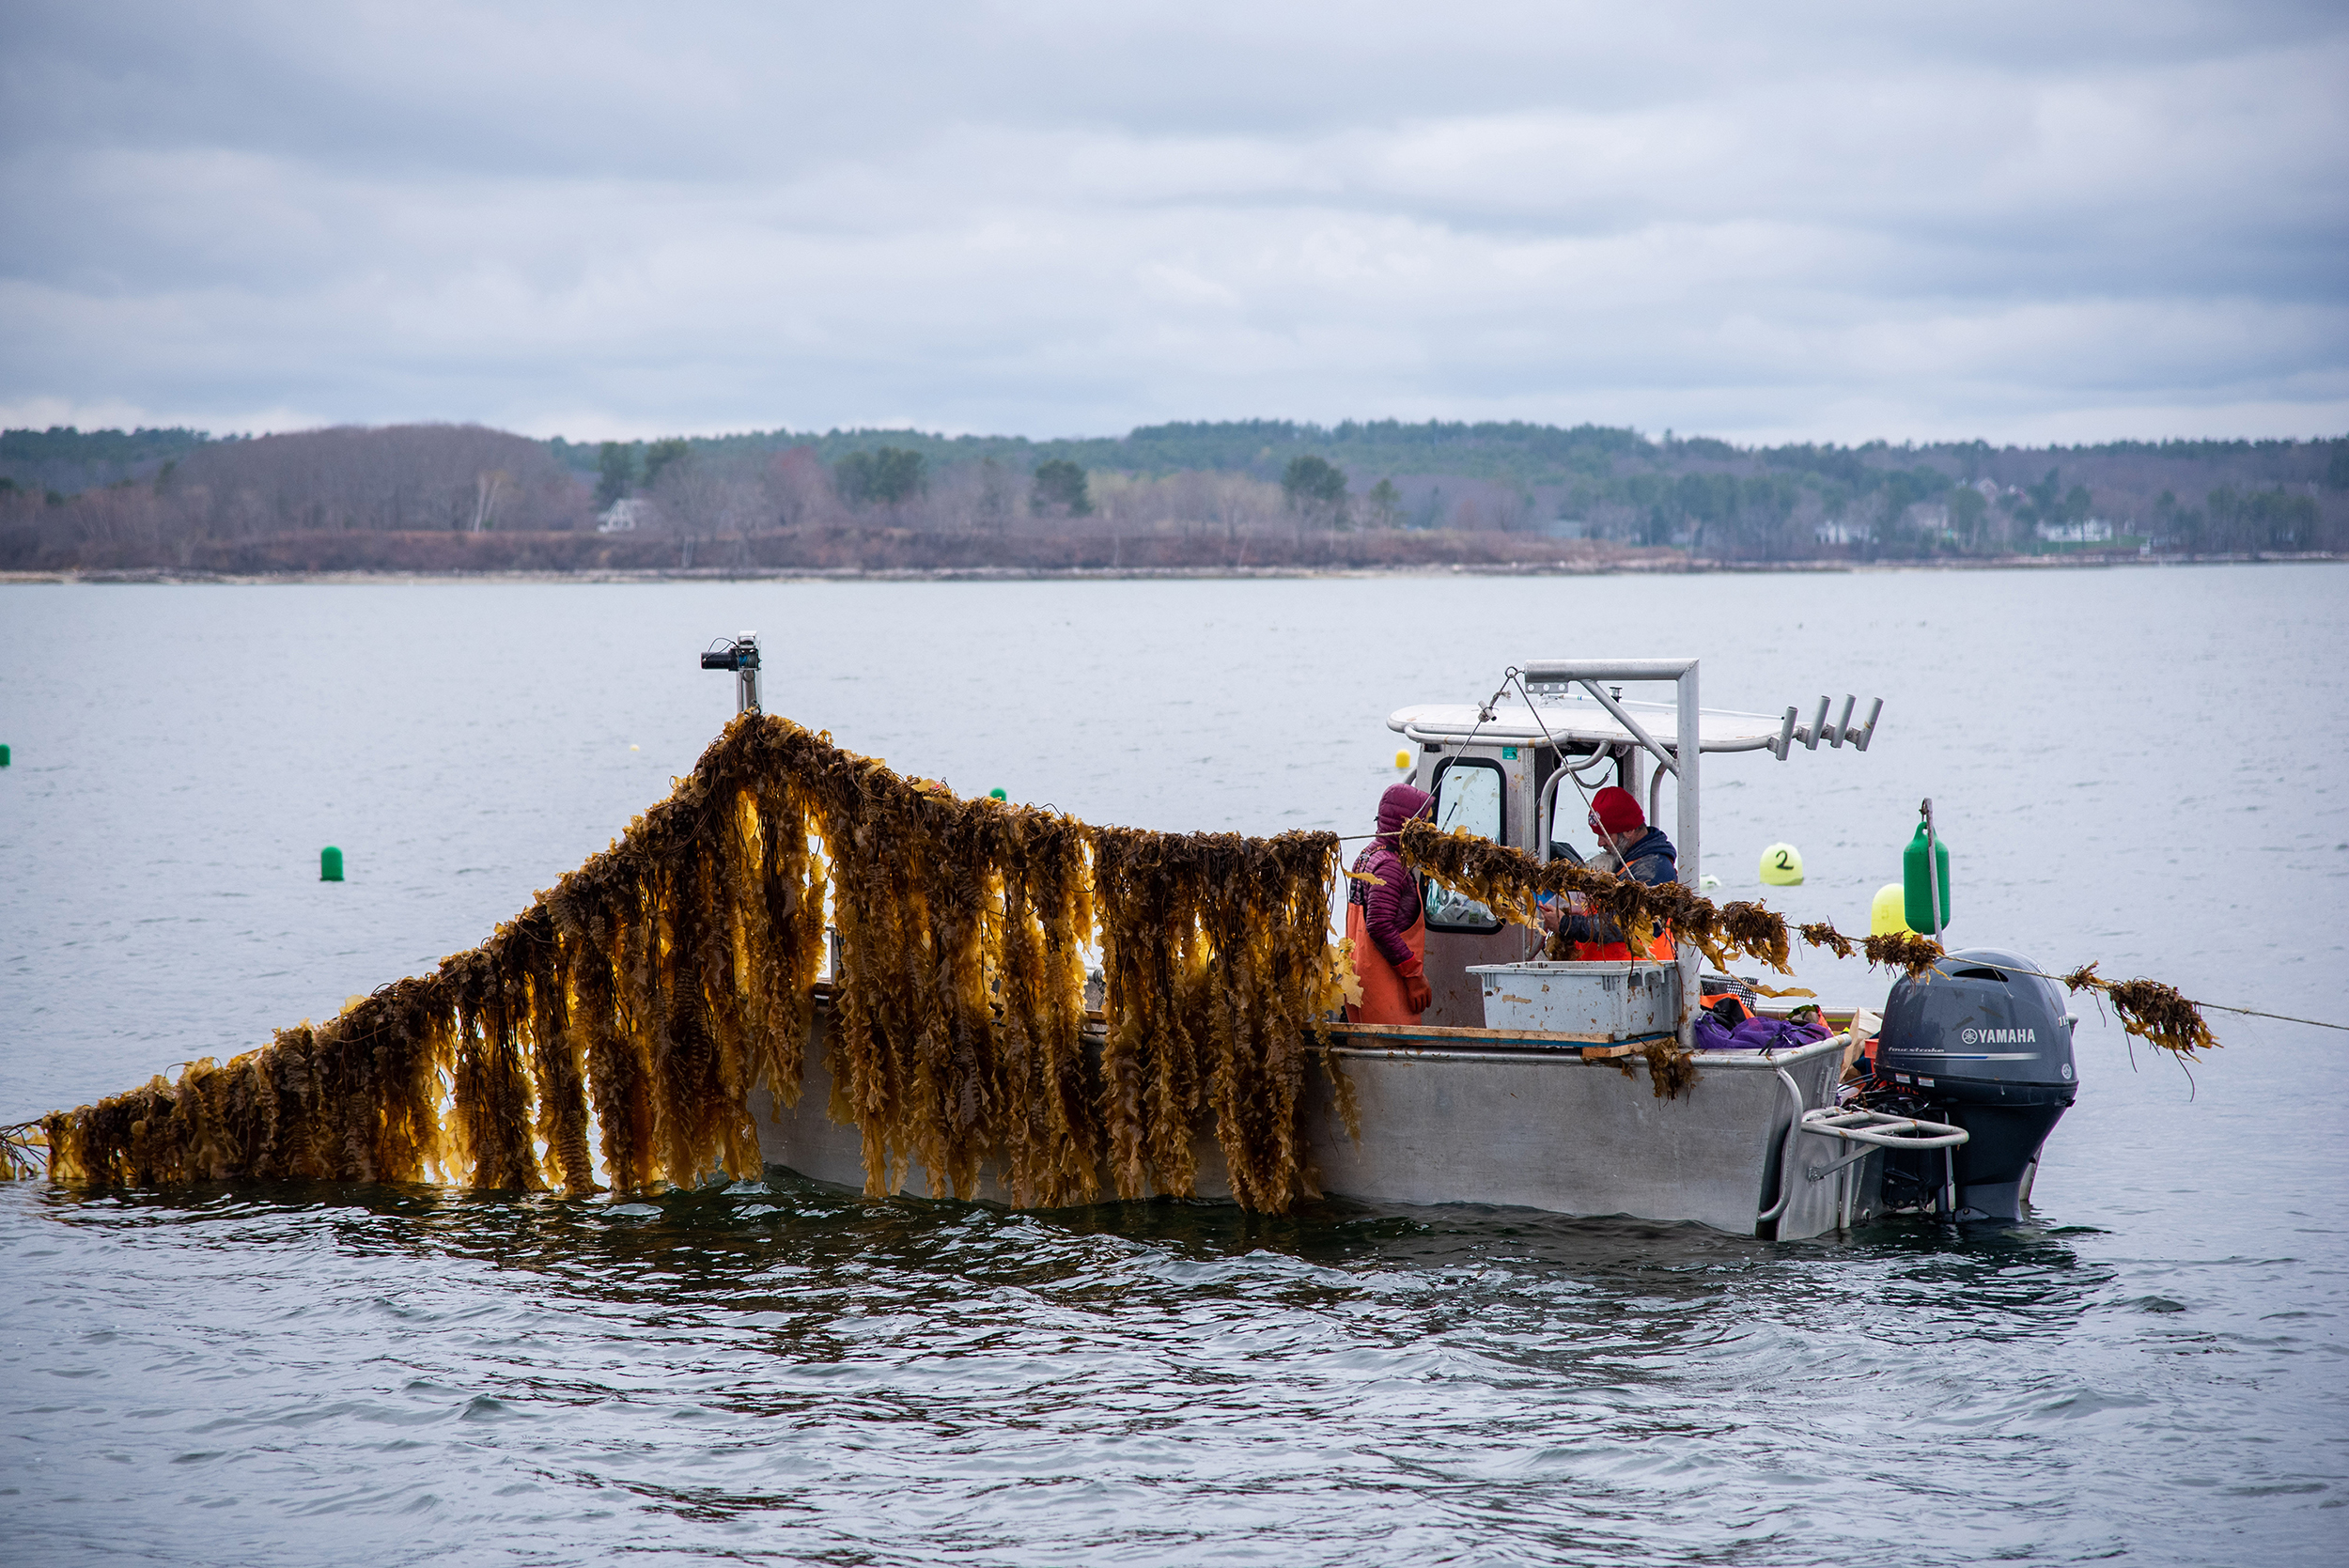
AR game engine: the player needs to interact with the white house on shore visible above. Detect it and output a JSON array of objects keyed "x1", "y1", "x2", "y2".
[
  {"x1": 598, "y1": 499, "x2": 646, "y2": 534},
  {"x1": 2035, "y1": 519, "x2": 2114, "y2": 544}
]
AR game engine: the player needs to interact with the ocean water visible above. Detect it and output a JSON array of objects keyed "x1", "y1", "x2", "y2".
[{"x1": 2, "y1": 566, "x2": 2343, "y2": 1565}]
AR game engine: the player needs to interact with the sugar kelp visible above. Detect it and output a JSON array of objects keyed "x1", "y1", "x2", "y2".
[
  {"x1": 1396, "y1": 820, "x2": 1797, "y2": 977},
  {"x1": 1397, "y1": 822, "x2": 2222, "y2": 1058},
  {"x1": 1093, "y1": 827, "x2": 1349, "y2": 1209},
  {"x1": 2060, "y1": 964, "x2": 2220, "y2": 1060},
  {"x1": 42, "y1": 715, "x2": 1351, "y2": 1213}
]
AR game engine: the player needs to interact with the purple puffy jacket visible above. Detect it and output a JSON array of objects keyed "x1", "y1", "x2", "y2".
[{"x1": 1348, "y1": 784, "x2": 1433, "y2": 971}]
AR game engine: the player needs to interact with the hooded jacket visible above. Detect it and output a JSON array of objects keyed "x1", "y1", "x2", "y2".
[
  {"x1": 1348, "y1": 784, "x2": 1433, "y2": 971},
  {"x1": 1558, "y1": 825, "x2": 1678, "y2": 950}
]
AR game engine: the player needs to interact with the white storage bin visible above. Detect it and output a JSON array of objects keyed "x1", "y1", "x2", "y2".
[{"x1": 1468, "y1": 960, "x2": 1683, "y2": 1041}]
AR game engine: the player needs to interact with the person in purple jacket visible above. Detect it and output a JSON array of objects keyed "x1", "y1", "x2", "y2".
[{"x1": 1345, "y1": 784, "x2": 1435, "y2": 1023}]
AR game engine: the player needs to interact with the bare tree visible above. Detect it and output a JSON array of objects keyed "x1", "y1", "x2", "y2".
[
  {"x1": 163, "y1": 425, "x2": 589, "y2": 538},
  {"x1": 471, "y1": 469, "x2": 509, "y2": 533},
  {"x1": 763, "y1": 446, "x2": 836, "y2": 532},
  {"x1": 651, "y1": 452, "x2": 758, "y2": 567}
]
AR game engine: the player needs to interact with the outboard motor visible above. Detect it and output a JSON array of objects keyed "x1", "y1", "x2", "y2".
[{"x1": 1873, "y1": 947, "x2": 2077, "y2": 1220}]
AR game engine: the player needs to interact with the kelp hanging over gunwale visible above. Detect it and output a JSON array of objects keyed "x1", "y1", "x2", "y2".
[
  {"x1": 41, "y1": 716, "x2": 1349, "y2": 1212},
  {"x1": 1396, "y1": 819, "x2": 2221, "y2": 1060}
]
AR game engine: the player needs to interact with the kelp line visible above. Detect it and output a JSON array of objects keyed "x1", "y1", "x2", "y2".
[
  {"x1": 39, "y1": 716, "x2": 1349, "y2": 1211},
  {"x1": 1397, "y1": 820, "x2": 2220, "y2": 1061},
  {"x1": 30, "y1": 728, "x2": 2225, "y2": 1200}
]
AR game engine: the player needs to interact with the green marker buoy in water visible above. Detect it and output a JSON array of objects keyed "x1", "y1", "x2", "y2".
[
  {"x1": 989, "y1": 788, "x2": 1008, "y2": 801},
  {"x1": 0, "y1": 743, "x2": 10, "y2": 767},
  {"x1": 320, "y1": 846, "x2": 344, "y2": 882}
]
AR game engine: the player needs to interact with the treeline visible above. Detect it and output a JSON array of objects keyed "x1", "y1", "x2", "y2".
[
  {"x1": 0, "y1": 425, "x2": 587, "y2": 569},
  {"x1": 4, "y1": 419, "x2": 2343, "y2": 573}
]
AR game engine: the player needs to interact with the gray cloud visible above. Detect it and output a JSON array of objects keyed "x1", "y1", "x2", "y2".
[{"x1": 2, "y1": 0, "x2": 2343, "y2": 442}]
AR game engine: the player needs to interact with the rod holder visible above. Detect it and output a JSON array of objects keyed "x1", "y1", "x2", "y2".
[{"x1": 1851, "y1": 697, "x2": 1883, "y2": 752}]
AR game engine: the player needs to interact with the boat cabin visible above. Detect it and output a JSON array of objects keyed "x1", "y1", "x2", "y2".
[{"x1": 1386, "y1": 660, "x2": 1879, "y2": 1027}]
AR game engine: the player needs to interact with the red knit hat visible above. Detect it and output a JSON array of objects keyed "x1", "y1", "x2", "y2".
[{"x1": 1588, "y1": 785, "x2": 1644, "y2": 836}]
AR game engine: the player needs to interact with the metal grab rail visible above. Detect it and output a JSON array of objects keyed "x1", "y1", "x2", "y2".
[
  {"x1": 1760, "y1": 1076, "x2": 1973, "y2": 1223},
  {"x1": 1755, "y1": 1066, "x2": 1810, "y2": 1223},
  {"x1": 1798, "y1": 1106, "x2": 1968, "y2": 1150},
  {"x1": 1797, "y1": 1106, "x2": 1968, "y2": 1190},
  {"x1": 1534, "y1": 747, "x2": 1622, "y2": 862}
]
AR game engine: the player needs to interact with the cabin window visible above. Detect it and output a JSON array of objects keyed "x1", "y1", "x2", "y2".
[{"x1": 1424, "y1": 756, "x2": 1505, "y2": 933}]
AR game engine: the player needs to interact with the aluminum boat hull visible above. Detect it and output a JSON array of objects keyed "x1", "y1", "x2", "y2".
[{"x1": 751, "y1": 1001, "x2": 1858, "y2": 1239}]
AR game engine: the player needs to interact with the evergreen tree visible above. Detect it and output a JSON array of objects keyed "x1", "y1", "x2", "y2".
[
  {"x1": 1281, "y1": 454, "x2": 1347, "y2": 524},
  {"x1": 1031, "y1": 458, "x2": 1092, "y2": 517},
  {"x1": 595, "y1": 442, "x2": 635, "y2": 508}
]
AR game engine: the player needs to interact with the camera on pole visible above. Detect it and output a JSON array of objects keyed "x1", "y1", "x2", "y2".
[{"x1": 700, "y1": 632, "x2": 762, "y2": 715}]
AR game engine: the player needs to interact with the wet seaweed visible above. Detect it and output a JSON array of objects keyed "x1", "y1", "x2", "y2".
[
  {"x1": 49, "y1": 711, "x2": 2217, "y2": 1208},
  {"x1": 0, "y1": 1121, "x2": 43, "y2": 1181},
  {"x1": 40, "y1": 715, "x2": 1352, "y2": 1215},
  {"x1": 1641, "y1": 1038, "x2": 1701, "y2": 1099},
  {"x1": 1862, "y1": 931, "x2": 1946, "y2": 981},
  {"x1": 1798, "y1": 921, "x2": 1857, "y2": 960},
  {"x1": 2061, "y1": 963, "x2": 2219, "y2": 1060},
  {"x1": 1400, "y1": 820, "x2": 1797, "y2": 974}
]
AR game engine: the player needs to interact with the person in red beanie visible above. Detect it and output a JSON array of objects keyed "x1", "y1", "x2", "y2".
[
  {"x1": 1345, "y1": 783, "x2": 1435, "y2": 1023},
  {"x1": 1547, "y1": 784, "x2": 1678, "y2": 959}
]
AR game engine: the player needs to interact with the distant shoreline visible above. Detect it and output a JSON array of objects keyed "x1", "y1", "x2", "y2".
[{"x1": 4, "y1": 551, "x2": 2341, "y2": 586}]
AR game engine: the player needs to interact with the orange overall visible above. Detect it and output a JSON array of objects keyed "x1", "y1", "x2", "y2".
[{"x1": 1344, "y1": 904, "x2": 1427, "y2": 1025}]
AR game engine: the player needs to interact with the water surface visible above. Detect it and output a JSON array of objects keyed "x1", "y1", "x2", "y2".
[{"x1": 3, "y1": 567, "x2": 2343, "y2": 1564}]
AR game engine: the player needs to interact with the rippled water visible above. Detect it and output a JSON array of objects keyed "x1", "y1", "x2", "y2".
[{"x1": 4, "y1": 567, "x2": 2345, "y2": 1563}]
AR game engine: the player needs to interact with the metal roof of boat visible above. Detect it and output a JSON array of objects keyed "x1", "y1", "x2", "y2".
[{"x1": 1389, "y1": 696, "x2": 1788, "y2": 753}]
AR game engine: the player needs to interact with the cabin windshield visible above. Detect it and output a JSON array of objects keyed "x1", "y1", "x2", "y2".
[{"x1": 1425, "y1": 756, "x2": 1504, "y2": 932}]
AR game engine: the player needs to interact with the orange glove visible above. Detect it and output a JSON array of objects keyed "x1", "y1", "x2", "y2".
[{"x1": 1396, "y1": 954, "x2": 1433, "y2": 1018}]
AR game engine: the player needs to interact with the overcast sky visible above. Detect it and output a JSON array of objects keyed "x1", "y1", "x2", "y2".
[{"x1": 3, "y1": 2, "x2": 2343, "y2": 445}]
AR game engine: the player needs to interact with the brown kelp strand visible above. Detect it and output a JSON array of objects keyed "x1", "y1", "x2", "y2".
[
  {"x1": 0, "y1": 1122, "x2": 42, "y2": 1180},
  {"x1": 1717, "y1": 902, "x2": 1792, "y2": 974},
  {"x1": 1091, "y1": 827, "x2": 1347, "y2": 1209},
  {"x1": 1399, "y1": 822, "x2": 2222, "y2": 1052},
  {"x1": 1401, "y1": 820, "x2": 1794, "y2": 973},
  {"x1": 1641, "y1": 1038, "x2": 1701, "y2": 1099},
  {"x1": 1862, "y1": 932, "x2": 1947, "y2": 981},
  {"x1": 41, "y1": 714, "x2": 1354, "y2": 1214},
  {"x1": 2061, "y1": 964, "x2": 2220, "y2": 1060},
  {"x1": 1799, "y1": 921, "x2": 1857, "y2": 960}
]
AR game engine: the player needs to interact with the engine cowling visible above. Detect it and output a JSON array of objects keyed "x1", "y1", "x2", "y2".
[{"x1": 1875, "y1": 947, "x2": 2077, "y2": 1220}]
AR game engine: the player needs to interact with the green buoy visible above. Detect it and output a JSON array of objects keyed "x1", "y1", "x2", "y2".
[
  {"x1": 1903, "y1": 818, "x2": 1949, "y2": 934},
  {"x1": 320, "y1": 846, "x2": 344, "y2": 882},
  {"x1": 989, "y1": 788, "x2": 1008, "y2": 801},
  {"x1": 0, "y1": 743, "x2": 10, "y2": 767}
]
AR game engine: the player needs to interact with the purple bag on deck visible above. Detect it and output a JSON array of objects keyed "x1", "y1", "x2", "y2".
[{"x1": 1695, "y1": 1014, "x2": 1832, "y2": 1051}]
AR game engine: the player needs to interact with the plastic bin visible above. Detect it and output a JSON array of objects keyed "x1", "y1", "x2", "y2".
[{"x1": 1468, "y1": 960, "x2": 1683, "y2": 1040}]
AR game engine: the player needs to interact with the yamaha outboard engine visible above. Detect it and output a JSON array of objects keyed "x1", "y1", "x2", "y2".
[{"x1": 1873, "y1": 947, "x2": 2077, "y2": 1220}]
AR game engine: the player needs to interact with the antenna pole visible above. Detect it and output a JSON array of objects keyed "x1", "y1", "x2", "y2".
[
  {"x1": 736, "y1": 630, "x2": 761, "y2": 715},
  {"x1": 699, "y1": 631, "x2": 762, "y2": 715},
  {"x1": 1921, "y1": 797, "x2": 1942, "y2": 939}
]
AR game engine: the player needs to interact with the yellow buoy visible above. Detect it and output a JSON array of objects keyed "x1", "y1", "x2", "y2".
[
  {"x1": 1393, "y1": 749, "x2": 1410, "y2": 770},
  {"x1": 1870, "y1": 881, "x2": 1912, "y2": 936},
  {"x1": 1759, "y1": 842, "x2": 1805, "y2": 885}
]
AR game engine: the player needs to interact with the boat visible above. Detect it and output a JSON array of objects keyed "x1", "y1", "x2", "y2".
[{"x1": 749, "y1": 655, "x2": 2081, "y2": 1238}]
